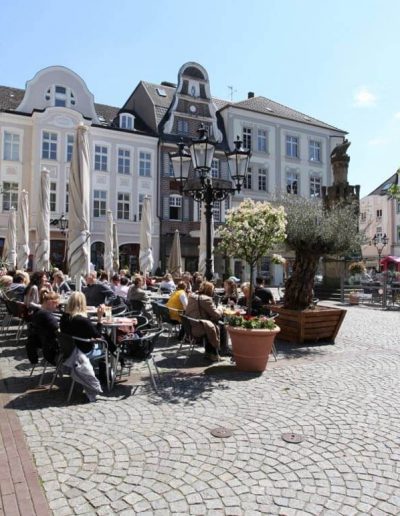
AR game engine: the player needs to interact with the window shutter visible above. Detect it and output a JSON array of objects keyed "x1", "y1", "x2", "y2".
[
  {"x1": 183, "y1": 198, "x2": 190, "y2": 221},
  {"x1": 162, "y1": 195, "x2": 170, "y2": 220}
]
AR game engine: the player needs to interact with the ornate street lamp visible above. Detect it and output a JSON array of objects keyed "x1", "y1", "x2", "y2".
[
  {"x1": 50, "y1": 213, "x2": 68, "y2": 235},
  {"x1": 371, "y1": 233, "x2": 388, "y2": 273},
  {"x1": 169, "y1": 124, "x2": 251, "y2": 280}
]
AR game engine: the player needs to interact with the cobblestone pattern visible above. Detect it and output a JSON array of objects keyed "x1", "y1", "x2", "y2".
[{"x1": 1, "y1": 305, "x2": 400, "y2": 515}]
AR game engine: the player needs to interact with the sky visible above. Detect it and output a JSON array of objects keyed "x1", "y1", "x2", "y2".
[{"x1": 1, "y1": 0, "x2": 400, "y2": 197}]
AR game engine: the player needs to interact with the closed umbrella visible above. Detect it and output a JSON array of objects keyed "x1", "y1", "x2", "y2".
[
  {"x1": 112, "y1": 222, "x2": 119, "y2": 272},
  {"x1": 16, "y1": 190, "x2": 30, "y2": 270},
  {"x1": 36, "y1": 168, "x2": 50, "y2": 271},
  {"x1": 139, "y1": 196, "x2": 154, "y2": 275},
  {"x1": 3, "y1": 207, "x2": 17, "y2": 270},
  {"x1": 168, "y1": 229, "x2": 183, "y2": 278},
  {"x1": 198, "y1": 202, "x2": 214, "y2": 276},
  {"x1": 104, "y1": 210, "x2": 113, "y2": 278},
  {"x1": 67, "y1": 124, "x2": 91, "y2": 290}
]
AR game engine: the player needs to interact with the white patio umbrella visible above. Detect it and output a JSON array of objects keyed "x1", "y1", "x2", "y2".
[
  {"x1": 198, "y1": 202, "x2": 214, "y2": 276},
  {"x1": 139, "y1": 196, "x2": 154, "y2": 276},
  {"x1": 104, "y1": 210, "x2": 114, "y2": 278},
  {"x1": 112, "y1": 222, "x2": 119, "y2": 273},
  {"x1": 67, "y1": 124, "x2": 91, "y2": 290},
  {"x1": 16, "y1": 190, "x2": 30, "y2": 270},
  {"x1": 35, "y1": 168, "x2": 50, "y2": 271},
  {"x1": 168, "y1": 229, "x2": 183, "y2": 278},
  {"x1": 3, "y1": 207, "x2": 17, "y2": 270}
]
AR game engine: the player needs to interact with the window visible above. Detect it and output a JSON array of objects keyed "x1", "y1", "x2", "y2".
[
  {"x1": 310, "y1": 175, "x2": 321, "y2": 197},
  {"x1": 177, "y1": 119, "x2": 189, "y2": 134},
  {"x1": 50, "y1": 182, "x2": 57, "y2": 212},
  {"x1": 286, "y1": 170, "x2": 299, "y2": 194},
  {"x1": 65, "y1": 183, "x2": 69, "y2": 213},
  {"x1": 257, "y1": 129, "x2": 268, "y2": 153},
  {"x1": 119, "y1": 114, "x2": 134, "y2": 130},
  {"x1": 258, "y1": 168, "x2": 268, "y2": 191},
  {"x1": 360, "y1": 212, "x2": 366, "y2": 222},
  {"x1": 286, "y1": 135, "x2": 299, "y2": 158},
  {"x1": 211, "y1": 159, "x2": 219, "y2": 179},
  {"x1": 309, "y1": 140, "x2": 321, "y2": 162},
  {"x1": 138, "y1": 194, "x2": 151, "y2": 220},
  {"x1": 243, "y1": 127, "x2": 252, "y2": 151},
  {"x1": 397, "y1": 225, "x2": 400, "y2": 243},
  {"x1": 375, "y1": 227, "x2": 383, "y2": 239},
  {"x1": 213, "y1": 203, "x2": 221, "y2": 222},
  {"x1": 117, "y1": 192, "x2": 130, "y2": 220},
  {"x1": 3, "y1": 132, "x2": 20, "y2": 161},
  {"x1": 94, "y1": 145, "x2": 108, "y2": 172},
  {"x1": 169, "y1": 195, "x2": 182, "y2": 220},
  {"x1": 139, "y1": 152, "x2": 151, "y2": 177},
  {"x1": 66, "y1": 134, "x2": 74, "y2": 162},
  {"x1": 45, "y1": 85, "x2": 75, "y2": 107},
  {"x1": 118, "y1": 148, "x2": 131, "y2": 175},
  {"x1": 244, "y1": 168, "x2": 252, "y2": 189},
  {"x1": 93, "y1": 190, "x2": 107, "y2": 218},
  {"x1": 2, "y1": 182, "x2": 18, "y2": 212},
  {"x1": 376, "y1": 209, "x2": 382, "y2": 220},
  {"x1": 42, "y1": 131, "x2": 57, "y2": 160}
]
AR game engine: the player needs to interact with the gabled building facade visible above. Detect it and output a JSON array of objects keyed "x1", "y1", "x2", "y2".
[{"x1": 0, "y1": 66, "x2": 159, "y2": 271}]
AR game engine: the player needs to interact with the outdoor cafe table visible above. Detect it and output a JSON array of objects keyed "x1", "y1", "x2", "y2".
[{"x1": 101, "y1": 316, "x2": 138, "y2": 388}]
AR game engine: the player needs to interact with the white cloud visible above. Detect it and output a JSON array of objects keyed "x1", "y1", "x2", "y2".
[
  {"x1": 353, "y1": 87, "x2": 377, "y2": 107},
  {"x1": 394, "y1": 112, "x2": 400, "y2": 119}
]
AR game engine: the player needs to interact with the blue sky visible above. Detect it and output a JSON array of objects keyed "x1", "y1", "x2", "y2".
[{"x1": 1, "y1": 0, "x2": 399, "y2": 197}]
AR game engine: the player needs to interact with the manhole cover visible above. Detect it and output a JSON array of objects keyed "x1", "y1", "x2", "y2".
[
  {"x1": 281, "y1": 432, "x2": 304, "y2": 443},
  {"x1": 210, "y1": 427, "x2": 233, "y2": 438}
]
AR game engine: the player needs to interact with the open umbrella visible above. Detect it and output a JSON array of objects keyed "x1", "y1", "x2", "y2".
[
  {"x1": 67, "y1": 124, "x2": 91, "y2": 290},
  {"x1": 139, "y1": 196, "x2": 154, "y2": 275},
  {"x1": 198, "y1": 202, "x2": 214, "y2": 276},
  {"x1": 168, "y1": 229, "x2": 183, "y2": 278},
  {"x1": 16, "y1": 190, "x2": 30, "y2": 270},
  {"x1": 112, "y1": 222, "x2": 119, "y2": 273},
  {"x1": 36, "y1": 168, "x2": 50, "y2": 271},
  {"x1": 3, "y1": 207, "x2": 17, "y2": 270},
  {"x1": 104, "y1": 210, "x2": 113, "y2": 278}
]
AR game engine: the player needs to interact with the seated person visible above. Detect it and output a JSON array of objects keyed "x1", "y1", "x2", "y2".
[
  {"x1": 82, "y1": 271, "x2": 116, "y2": 307},
  {"x1": 127, "y1": 276, "x2": 149, "y2": 307},
  {"x1": 221, "y1": 278, "x2": 238, "y2": 306},
  {"x1": 254, "y1": 276, "x2": 274, "y2": 305},
  {"x1": 24, "y1": 271, "x2": 53, "y2": 309},
  {"x1": 112, "y1": 275, "x2": 129, "y2": 299},
  {"x1": 60, "y1": 292, "x2": 109, "y2": 353},
  {"x1": 185, "y1": 281, "x2": 229, "y2": 360},
  {"x1": 166, "y1": 281, "x2": 189, "y2": 322},
  {"x1": 26, "y1": 290, "x2": 60, "y2": 365},
  {"x1": 159, "y1": 273, "x2": 176, "y2": 294},
  {"x1": 52, "y1": 271, "x2": 71, "y2": 295},
  {"x1": 238, "y1": 282, "x2": 265, "y2": 316},
  {"x1": 7, "y1": 272, "x2": 30, "y2": 301}
]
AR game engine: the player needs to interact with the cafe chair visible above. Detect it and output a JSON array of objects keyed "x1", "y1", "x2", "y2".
[
  {"x1": 127, "y1": 299, "x2": 145, "y2": 314},
  {"x1": 117, "y1": 328, "x2": 163, "y2": 391},
  {"x1": 178, "y1": 314, "x2": 207, "y2": 364},
  {"x1": 3, "y1": 298, "x2": 30, "y2": 343},
  {"x1": 157, "y1": 304, "x2": 181, "y2": 344},
  {"x1": 49, "y1": 333, "x2": 110, "y2": 402}
]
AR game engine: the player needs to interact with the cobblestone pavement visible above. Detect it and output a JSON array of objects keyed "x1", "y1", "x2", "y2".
[{"x1": 1, "y1": 304, "x2": 400, "y2": 515}]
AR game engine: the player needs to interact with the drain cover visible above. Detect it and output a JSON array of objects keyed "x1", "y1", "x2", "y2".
[
  {"x1": 281, "y1": 432, "x2": 304, "y2": 443},
  {"x1": 210, "y1": 427, "x2": 233, "y2": 438}
]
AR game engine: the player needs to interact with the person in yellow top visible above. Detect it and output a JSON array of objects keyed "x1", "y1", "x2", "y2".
[{"x1": 166, "y1": 281, "x2": 189, "y2": 322}]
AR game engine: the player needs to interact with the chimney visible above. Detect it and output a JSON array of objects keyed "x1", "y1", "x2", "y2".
[{"x1": 248, "y1": 91, "x2": 255, "y2": 99}]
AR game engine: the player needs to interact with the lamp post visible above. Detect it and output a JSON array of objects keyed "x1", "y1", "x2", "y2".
[
  {"x1": 50, "y1": 213, "x2": 68, "y2": 234},
  {"x1": 371, "y1": 233, "x2": 388, "y2": 273},
  {"x1": 169, "y1": 124, "x2": 251, "y2": 281}
]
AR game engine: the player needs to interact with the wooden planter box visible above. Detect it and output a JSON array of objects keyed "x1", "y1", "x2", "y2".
[{"x1": 270, "y1": 304, "x2": 346, "y2": 344}]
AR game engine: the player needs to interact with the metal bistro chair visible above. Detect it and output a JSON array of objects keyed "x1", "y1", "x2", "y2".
[
  {"x1": 157, "y1": 303, "x2": 181, "y2": 344},
  {"x1": 117, "y1": 328, "x2": 163, "y2": 391},
  {"x1": 49, "y1": 333, "x2": 111, "y2": 402},
  {"x1": 178, "y1": 314, "x2": 208, "y2": 364},
  {"x1": 3, "y1": 298, "x2": 30, "y2": 343}
]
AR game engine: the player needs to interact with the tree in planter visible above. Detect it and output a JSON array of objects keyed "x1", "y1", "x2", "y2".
[
  {"x1": 217, "y1": 198, "x2": 287, "y2": 314},
  {"x1": 280, "y1": 195, "x2": 362, "y2": 310}
]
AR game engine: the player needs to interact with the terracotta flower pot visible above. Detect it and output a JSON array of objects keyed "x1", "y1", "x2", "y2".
[{"x1": 227, "y1": 326, "x2": 280, "y2": 372}]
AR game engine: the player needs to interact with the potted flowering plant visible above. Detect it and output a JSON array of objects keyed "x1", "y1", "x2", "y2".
[
  {"x1": 218, "y1": 199, "x2": 287, "y2": 371},
  {"x1": 348, "y1": 261, "x2": 366, "y2": 275},
  {"x1": 271, "y1": 253, "x2": 286, "y2": 265}
]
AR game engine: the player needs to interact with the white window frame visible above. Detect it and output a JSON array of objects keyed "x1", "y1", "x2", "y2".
[
  {"x1": 117, "y1": 147, "x2": 131, "y2": 175},
  {"x1": 65, "y1": 183, "x2": 69, "y2": 213},
  {"x1": 244, "y1": 167, "x2": 252, "y2": 190},
  {"x1": 94, "y1": 144, "x2": 109, "y2": 172},
  {"x1": 177, "y1": 119, "x2": 189, "y2": 134},
  {"x1": 42, "y1": 131, "x2": 58, "y2": 160},
  {"x1": 286, "y1": 170, "x2": 299, "y2": 194},
  {"x1": 119, "y1": 114, "x2": 134, "y2": 130},
  {"x1": 117, "y1": 192, "x2": 130, "y2": 220},
  {"x1": 309, "y1": 139, "x2": 321, "y2": 162},
  {"x1": 169, "y1": 194, "x2": 182, "y2": 221},
  {"x1": 50, "y1": 182, "x2": 57, "y2": 212},
  {"x1": 139, "y1": 151, "x2": 152, "y2": 177},
  {"x1": 93, "y1": 190, "x2": 107, "y2": 218},
  {"x1": 257, "y1": 129, "x2": 268, "y2": 153},
  {"x1": 3, "y1": 131, "x2": 20, "y2": 161},
  {"x1": 211, "y1": 159, "x2": 219, "y2": 179},
  {"x1": 66, "y1": 134, "x2": 74, "y2": 162},
  {"x1": 376, "y1": 209, "x2": 382, "y2": 220},
  {"x1": 258, "y1": 168, "x2": 268, "y2": 192},
  {"x1": 45, "y1": 85, "x2": 76, "y2": 108},
  {"x1": 310, "y1": 174, "x2": 322, "y2": 198},
  {"x1": 243, "y1": 127, "x2": 252, "y2": 151},
  {"x1": 2, "y1": 182, "x2": 18, "y2": 212},
  {"x1": 286, "y1": 135, "x2": 299, "y2": 159}
]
